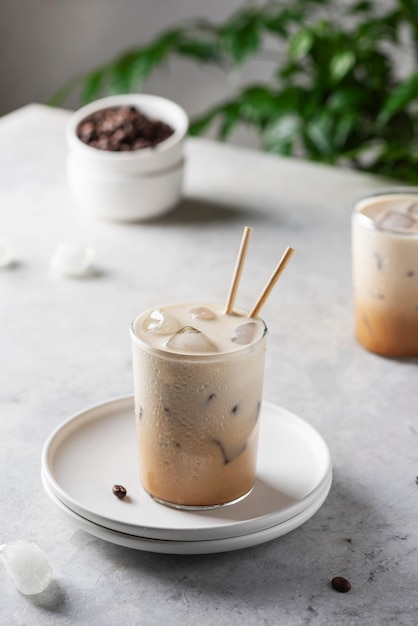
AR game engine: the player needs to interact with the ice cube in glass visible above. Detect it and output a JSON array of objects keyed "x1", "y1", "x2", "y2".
[
  {"x1": 377, "y1": 211, "x2": 418, "y2": 232},
  {"x1": 165, "y1": 326, "x2": 218, "y2": 353},
  {"x1": 232, "y1": 322, "x2": 258, "y2": 345},
  {"x1": 407, "y1": 202, "x2": 418, "y2": 217},
  {"x1": 143, "y1": 308, "x2": 180, "y2": 334},
  {"x1": 190, "y1": 306, "x2": 216, "y2": 320}
]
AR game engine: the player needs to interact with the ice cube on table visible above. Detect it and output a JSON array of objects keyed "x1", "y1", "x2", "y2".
[
  {"x1": 190, "y1": 307, "x2": 216, "y2": 320},
  {"x1": 50, "y1": 242, "x2": 95, "y2": 277},
  {"x1": 143, "y1": 308, "x2": 180, "y2": 334},
  {"x1": 165, "y1": 326, "x2": 218, "y2": 353},
  {"x1": 0, "y1": 540, "x2": 52, "y2": 595},
  {"x1": 232, "y1": 322, "x2": 258, "y2": 345},
  {"x1": 376, "y1": 211, "x2": 418, "y2": 232},
  {"x1": 0, "y1": 238, "x2": 14, "y2": 267}
]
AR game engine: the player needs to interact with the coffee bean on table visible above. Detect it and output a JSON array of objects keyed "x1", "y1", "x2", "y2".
[
  {"x1": 331, "y1": 576, "x2": 352, "y2": 593},
  {"x1": 77, "y1": 106, "x2": 175, "y2": 152}
]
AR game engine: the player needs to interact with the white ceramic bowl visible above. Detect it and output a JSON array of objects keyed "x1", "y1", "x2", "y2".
[{"x1": 66, "y1": 94, "x2": 189, "y2": 221}]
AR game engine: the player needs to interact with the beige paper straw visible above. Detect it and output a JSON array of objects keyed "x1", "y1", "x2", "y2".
[
  {"x1": 225, "y1": 226, "x2": 253, "y2": 314},
  {"x1": 249, "y1": 246, "x2": 295, "y2": 318}
]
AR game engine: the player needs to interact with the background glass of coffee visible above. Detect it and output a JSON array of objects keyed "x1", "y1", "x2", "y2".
[{"x1": 352, "y1": 189, "x2": 418, "y2": 358}]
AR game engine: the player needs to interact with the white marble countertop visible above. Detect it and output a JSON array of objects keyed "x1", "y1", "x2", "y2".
[{"x1": 0, "y1": 104, "x2": 417, "y2": 625}]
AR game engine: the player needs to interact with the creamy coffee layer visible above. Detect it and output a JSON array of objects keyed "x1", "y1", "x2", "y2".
[{"x1": 133, "y1": 302, "x2": 265, "y2": 354}]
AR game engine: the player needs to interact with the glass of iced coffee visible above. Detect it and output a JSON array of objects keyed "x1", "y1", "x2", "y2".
[
  {"x1": 352, "y1": 189, "x2": 418, "y2": 357},
  {"x1": 130, "y1": 302, "x2": 268, "y2": 509}
]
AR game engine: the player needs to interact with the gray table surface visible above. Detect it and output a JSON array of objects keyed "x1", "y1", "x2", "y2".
[{"x1": 0, "y1": 104, "x2": 417, "y2": 626}]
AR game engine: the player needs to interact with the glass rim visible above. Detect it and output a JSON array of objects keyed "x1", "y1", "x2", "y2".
[
  {"x1": 130, "y1": 303, "x2": 268, "y2": 361},
  {"x1": 353, "y1": 187, "x2": 418, "y2": 236}
]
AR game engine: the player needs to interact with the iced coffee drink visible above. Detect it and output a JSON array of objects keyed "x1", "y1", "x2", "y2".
[
  {"x1": 352, "y1": 190, "x2": 418, "y2": 357},
  {"x1": 130, "y1": 302, "x2": 267, "y2": 509}
]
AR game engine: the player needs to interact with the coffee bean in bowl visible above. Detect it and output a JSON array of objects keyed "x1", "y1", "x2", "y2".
[
  {"x1": 66, "y1": 94, "x2": 188, "y2": 222},
  {"x1": 77, "y1": 106, "x2": 175, "y2": 152}
]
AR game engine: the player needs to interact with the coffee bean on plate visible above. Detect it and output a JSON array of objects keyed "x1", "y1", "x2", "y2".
[{"x1": 112, "y1": 484, "x2": 127, "y2": 499}]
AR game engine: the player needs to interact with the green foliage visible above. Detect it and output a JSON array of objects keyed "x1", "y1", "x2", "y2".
[{"x1": 50, "y1": 0, "x2": 418, "y2": 182}]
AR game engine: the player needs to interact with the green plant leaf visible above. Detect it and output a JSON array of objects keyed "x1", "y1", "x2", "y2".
[
  {"x1": 379, "y1": 72, "x2": 418, "y2": 122},
  {"x1": 399, "y1": 0, "x2": 418, "y2": 10},
  {"x1": 264, "y1": 6, "x2": 305, "y2": 36},
  {"x1": 176, "y1": 37, "x2": 221, "y2": 63},
  {"x1": 329, "y1": 50, "x2": 356, "y2": 83},
  {"x1": 107, "y1": 50, "x2": 141, "y2": 94},
  {"x1": 82, "y1": 70, "x2": 105, "y2": 103},
  {"x1": 303, "y1": 110, "x2": 337, "y2": 159},
  {"x1": 192, "y1": 101, "x2": 242, "y2": 140},
  {"x1": 277, "y1": 58, "x2": 304, "y2": 81},
  {"x1": 365, "y1": 139, "x2": 418, "y2": 182},
  {"x1": 333, "y1": 113, "x2": 359, "y2": 150},
  {"x1": 238, "y1": 86, "x2": 281, "y2": 123},
  {"x1": 219, "y1": 9, "x2": 263, "y2": 65},
  {"x1": 355, "y1": 12, "x2": 401, "y2": 45},
  {"x1": 326, "y1": 86, "x2": 367, "y2": 112},
  {"x1": 189, "y1": 107, "x2": 222, "y2": 136},
  {"x1": 262, "y1": 114, "x2": 300, "y2": 155},
  {"x1": 217, "y1": 103, "x2": 242, "y2": 139},
  {"x1": 288, "y1": 29, "x2": 314, "y2": 60},
  {"x1": 398, "y1": 0, "x2": 418, "y2": 30},
  {"x1": 349, "y1": 1, "x2": 373, "y2": 14}
]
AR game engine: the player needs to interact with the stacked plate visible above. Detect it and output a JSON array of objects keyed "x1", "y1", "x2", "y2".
[{"x1": 41, "y1": 397, "x2": 332, "y2": 554}]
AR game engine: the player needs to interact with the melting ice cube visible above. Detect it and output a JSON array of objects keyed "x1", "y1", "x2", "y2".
[
  {"x1": 0, "y1": 540, "x2": 53, "y2": 595},
  {"x1": 407, "y1": 202, "x2": 418, "y2": 217},
  {"x1": 165, "y1": 326, "x2": 218, "y2": 353},
  {"x1": 232, "y1": 322, "x2": 258, "y2": 345},
  {"x1": 50, "y1": 242, "x2": 95, "y2": 277},
  {"x1": 143, "y1": 308, "x2": 180, "y2": 334},
  {"x1": 190, "y1": 306, "x2": 216, "y2": 320},
  {"x1": 376, "y1": 211, "x2": 418, "y2": 233}
]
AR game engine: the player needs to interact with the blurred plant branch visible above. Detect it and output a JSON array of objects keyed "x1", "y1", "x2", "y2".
[{"x1": 50, "y1": 0, "x2": 418, "y2": 182}]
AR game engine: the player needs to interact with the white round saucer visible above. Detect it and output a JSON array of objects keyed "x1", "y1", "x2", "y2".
[
  {"x1": 42, "y1": 471, "x2": 332, "y2": 554},
  {"x1": 41, "y1": 396, "x2": 332, "y2": 542}
]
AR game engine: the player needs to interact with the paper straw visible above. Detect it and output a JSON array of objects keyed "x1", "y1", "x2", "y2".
[
  {"x1": 248, "y1": 246, "x2": 295, "y2": 318},
  {"x1": 224, "y1": 226, "x2": 253, "y2": 314}
]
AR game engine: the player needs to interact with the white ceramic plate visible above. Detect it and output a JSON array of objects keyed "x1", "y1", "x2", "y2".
[
  {"x1": 41, "y1": 397, "x2": 332, "y2": 542},
  {"x1": 42, "y1": 471, "x2": 332, "y2": 554}
]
